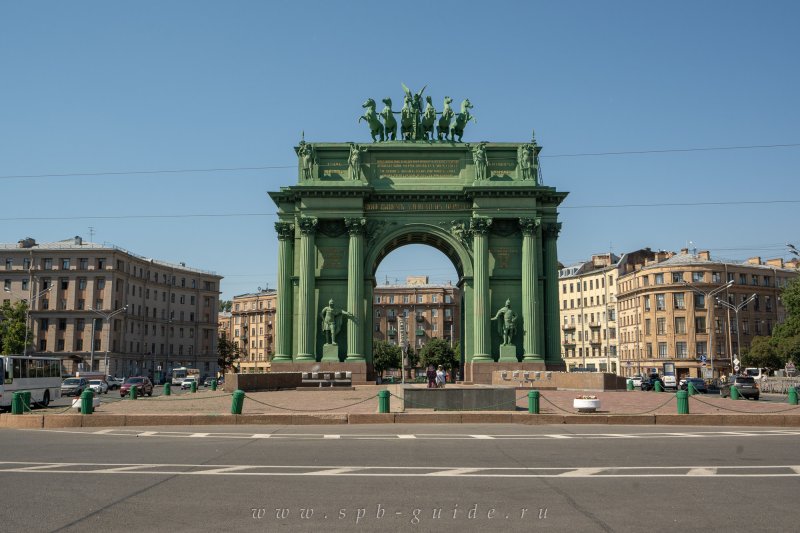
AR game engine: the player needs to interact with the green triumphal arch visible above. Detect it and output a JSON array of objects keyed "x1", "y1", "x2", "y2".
[{"x1": 269, "y1": 89, "x2": 567, "y2": 383}]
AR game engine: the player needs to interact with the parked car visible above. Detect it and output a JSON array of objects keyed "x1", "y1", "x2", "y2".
[
  {"x1": 203, "y1": 377, "x2": 216, "y2": 387},
  {"x1": 120, "y1": 377, "x2": 153, "y2": 397},
  {"x1": 180, "y1": 377, "x2": 198, "y2": 390},
  {"x1": 88, "y1": 379, "x2": 109, "y2": 395},
  {"x1": 106, "y1": 376, "x2": 124, "y2": 390},
  {"x1": 630, "y1": 375, "x2": 644, "y2": 388},
  {"x1": 640, "y1": 374, "x2": 664, "y2": 391},
  {"x1": 720, "y1": 375, "x2": 759, "y2": 400},
  {"x1": 61, "y1": 378, "x2": 89, "y2": 397},
  {"x1": 679, "y1": 377, "x2": 708, "y2": 394}
]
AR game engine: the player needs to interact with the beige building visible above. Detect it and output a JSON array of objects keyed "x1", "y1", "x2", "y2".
[
  {"x1": 617, "y1": 249, "x2": 797, "y2": 380},
  {"x1": 228, "y1": 289, "x2": 277, "y2": 374},
  {"x1": 1, "y1": 236, "x2": 222, "y2": 380},
  {"x1": 373, "y1": 277, "x2": 461, "y2": 350}
]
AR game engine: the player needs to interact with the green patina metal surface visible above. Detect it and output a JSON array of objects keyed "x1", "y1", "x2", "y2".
[{"x1": 269, "y1": 119, "x2": 567, "y2": 378}]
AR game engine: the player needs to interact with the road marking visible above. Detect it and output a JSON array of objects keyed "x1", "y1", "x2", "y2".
[
  {"x1": 137, "y1": 431, "x2": 157, "y2": 437},
  {"x1": 546, "y1": 434, "x2": 572, "y2": 439},
  {"x1": 0, "y1": 462, "x2": 798, "y2": 478},
  {"x1": 251, "y1": 434, "x2": 272, "y2": 438},
  {"x1": 397, "y1": 434, "x2": 416, "y2": 439},
  {"x1": 189, "y1": 433, "x2": 209, "y2": 438},
  {"x1": 470, "y1": 435, "x2": 494, "y2": 439},
  {"x1": 324, "y1": 434, "x2": 341, "y2": 439},
  {"x1": 558, "y1": 468, "x2": 605, "y2": 477},
  {"x1": 93, "y1": 429, "x2": 114, "y2": 434},
  {"x1": 687, "y1": 468, "x2": 717, "y2": 476}
]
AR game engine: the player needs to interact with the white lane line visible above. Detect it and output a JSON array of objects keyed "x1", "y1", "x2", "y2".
[
  {"x1": 687, "y1": 468, "x2": 717, "y2": 476},
  {"x1": 324, "y1": 434, "x2": 341, "y2": 439},
  {"x1": 427, "y1": 468, "x2": 483, "y2": 476},
  {"x1": 469, "y1": 435, "x2": 495, "y2": 439},
  {"x1": 558, "y1": 468, "x2": 605, "y2": 477},
  {"x1": 791, "y1": 466, "x2": 800, "y2": 475},
  {"x1": 11, "y1": 463, "x2": 76, "y2": 471},
  {"x1": 189, "y1": 433, "x2": 210, "y2": 438},
  {"x1": 546, "y1": 434, "x2": 572, "y2": 439},
  {"x1": 93, "y1": 429, "x2": 114, "y2": 434},
  {"x1": 192, "y1": 466, "x2": 253, "y2": 474},
  {"x1": 397, "y1": 434, "x2": 416, "y2": 439},
  {"x1": 251, "y1": 434, "x2": 272, "y2": 438},
  {"x1": 91, "y1": 465, "x2": 161, "y2": 473},
  {"x1": 303, "y1": 467, "x2": 359, "y2": 475},
  {"x1": 137, "y1": 431, "x2": 157, "y2": 437}
]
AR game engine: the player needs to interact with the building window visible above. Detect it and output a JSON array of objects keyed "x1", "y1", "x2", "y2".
[
  {"x1": 658, "y1": 342, "x2": 668, "y2": 358},
  {"x1": 674, "y1": 293, "x2": 685, "y2": 309},
  {"x1": 712, "y1": 272, "x2": 721, "y2": 283},
  {"x1": 655, "y1": 273, "x2": 664, "y2": 285},
  {"x1": 43, "y1": 258, "x2": 53, "y2": 270},
  {"x1": 696, "y1": 342, "x2": 707, "y2": 357},
  {"x1": 646, "y1": 343, "x2": 653, "y2": 357},
  {"x1": 97, "y1": 258, "x2": 106, "y2": 269},
  {"x1": 675, "y1": 341, "x2": 687, "y2": 358},
  {"x1": 2, "y1": 279, "x2": 9, "y2": 291},
  {"x1": 445, "y1": 295, "x2": 452, "y2": 304},
  {"x1": 674, "y1": 317, "x2": 686, "y2": 334},
  {"x1": 416, "y1": 295, "x2": 423, "y2": 303},
  {"x1": 656, "y1": 318, "x2": 666, "y2": 335},
  {"x1": 655, "y1": 294, "x2": 665, "y2": 311},
  {"x1": 644, "y1": 295, "x2": 651, "y2": 311},
  {"x1": 695, "y1": 316, "x2": 706, "y2": 333},
  {"x1": 97, "y1": 278, "x2": 106, "y2": 289},
  {"x1": 375, "y1": 296, "x2": 381, "y2": 304},
  {"x1": 672, "y1": 272, "x2": 683, "y2": 283},
  {"x1": 692, "y1": 272, "x2": 704, "y2": 283},
  {"x1": 645, "y1": 319, "x2": 651, "y2": 335}
]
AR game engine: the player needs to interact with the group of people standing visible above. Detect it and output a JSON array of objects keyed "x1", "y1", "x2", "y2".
[{"x1": 426, "y1": 365, "x2": 447, "y2": 388}]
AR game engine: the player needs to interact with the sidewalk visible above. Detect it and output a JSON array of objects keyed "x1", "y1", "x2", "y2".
[{"x1": 2, "y1": 385, "x2": 799, "y2": 428}]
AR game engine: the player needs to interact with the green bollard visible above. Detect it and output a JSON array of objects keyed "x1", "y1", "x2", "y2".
[
  {"x1": 730, "y1": 385, "x2": 740, "y2": 400},
  {"x1": 676, "y1": 390, "x2": 689, "y2": 414},
  {"x1": 528, "y1": 390, "x2": 540, "y2": 414},
  {"x1": 22, "y1": 391, "x2": 31, "y2": 411},
  {"x1": 190, "y1": 380, "x2": 197, "y2": 393},
  {"x1": 130, "y1": 385, "x2": 138, "y2": 400},
  {"x1": 163, "y1": 382, "x2": 171, "y2": 396},
  {"x1": 655, "y1": 380, "x2": 663, "y2": 393},
  {"x1": 11, "y1": 392, "x2": 24, "y2": 415},
  {"x1": 378, "y1": 390, "x2": 390, "y2": 413},
  {"x1": 211, "y1": 379, "x2": 217, "y2": 391},
  {"x1": 687, "y1": 382, "x2": 696, "y2": 396},
  {"x1": 231, "y1": 389, "x2": 245, "y2": 414},
  {"x1": 627, "y1": 379, "x2": 634, "y2": 391},
  {"x1": 789, "y1": 387, "x2": 798, "y2": 405},
  {"x1": 80, "y1": 389, "x2": 94, "y2": 415}
]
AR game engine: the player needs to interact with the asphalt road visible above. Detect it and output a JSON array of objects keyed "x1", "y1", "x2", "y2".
[{"x1": 1, "y1": 424, "x2": 798, "y2": 532}]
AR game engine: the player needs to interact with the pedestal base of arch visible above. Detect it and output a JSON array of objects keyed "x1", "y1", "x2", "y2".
[{"x1": 273, "y1": 361, "x2": 375, "y2": 385}]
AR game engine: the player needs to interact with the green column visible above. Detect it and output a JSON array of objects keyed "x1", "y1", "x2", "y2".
[
  {"x1": 542, "y1": 223, "x2": 562, "y2": 364},
  {"x1": 471, "y1": 217, "x2": 492, "y2": 362},
  {"x1": 296, "y1": 216, "x2": 318, "y2": 361},
  {"x1": 345, "y1": 218, "x2": 366, "y2": 361},
  {"x1": 273, "y1": 221, "x2": 295, "y2": 362},
  {"x1": 520, "y1": 218, "x2": 542, "y2": 361}
]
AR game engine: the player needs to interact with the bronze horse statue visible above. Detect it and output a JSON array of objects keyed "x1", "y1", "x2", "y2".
[
  {"x1": 449, "y1": 98, "x2": 475, "y2": 142},
  {"x1": 380, "y1": 98, "x2": 397, "y2": 141},
  {"x1": 359, "y1": 98, "x2": 384, "y2": 142},
  {"x1": 400, "y1": 94, "x2": 415, "y2": 141},
  {"x1": 437, "y1": 96, "x2": 454, "y2": 141},
  {"x1": 420, "y1": 96, "x2": 437, "y2": 141}
]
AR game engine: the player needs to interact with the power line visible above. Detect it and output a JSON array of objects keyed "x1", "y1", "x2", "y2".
[
  {"x1": 2, "y1": 198, "x2": 799, "y2": 221},
  {"x1": 2, "y1": 142, "x2": 798, "y2": 180}
]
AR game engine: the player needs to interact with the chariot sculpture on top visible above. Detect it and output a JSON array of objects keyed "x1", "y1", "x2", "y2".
[{"x1": 360, "y1": 83, "x2": 476, "y2": 143}]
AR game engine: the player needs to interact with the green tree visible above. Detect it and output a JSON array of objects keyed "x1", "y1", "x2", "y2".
[
  {"x1": 755, "y1": 277, "x2": 800, "y2": 369},
  {"x1": 217, "y1": 332, "x2": 240, "y2": 374},
  {"x1": 742, "y1": 336, "x2": 784, "y2": 372},
  {"x1": 218, "y1": 300, "x2": 232, "y2": 313},
  {"x1": 372, "y1": 340, "x2": 401, "y2": 377},
  {"x1": 419, "y1": 338, "x2": 458, "y2": 371},
  {"x1": 404, "y1": 345, "x2": 420, "y2": 369},
  {"x1": 0, "y1": 300, "x2": 29, "y2": 355}
]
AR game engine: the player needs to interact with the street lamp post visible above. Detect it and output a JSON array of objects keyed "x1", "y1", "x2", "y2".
[
  {"x1": 682, "y1": 279, "x2": 734, "y2": 378},
  {"x1": 23, "y1": 285, "x2": 53, "y2": 357},
  {"x1": 715, "y1": 293, "x2": 757, "y2": 375},
  {"x1": 89, "y1": 305, "x2": 128, "y2": 374}
]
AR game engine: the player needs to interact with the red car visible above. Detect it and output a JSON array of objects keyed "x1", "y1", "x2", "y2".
[{"x1": 120, "y1": 377, "x2": 153, "y2": 398}]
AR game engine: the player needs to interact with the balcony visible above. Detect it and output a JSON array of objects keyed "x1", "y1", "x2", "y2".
[
  {"x1": 589, "y1": 338, "x2": 602, "y2": 345},
  {"x1": 416, "y1": 315, "x2": 425, "y2": 322},
  {"x1": 388, "y1": 330, "x2": 397, "y2": 337},
  {"x1": 415, "y1": 329, "x2": 426, "y2": 336},
  {"x1": 588, "y1": 322, "x2": 601, "y2": 329},
  {"x1": 563, "y1": 340, "x2": 576, "y2": 347},
  {"x1": 562, "y1": 324, "x2": 576, "y2": 331},
  {"x1": 387, "y1": 315, "x2": 397, "y2": 322}
]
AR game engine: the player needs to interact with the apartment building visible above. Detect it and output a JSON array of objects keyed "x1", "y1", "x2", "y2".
[
  {"x1": 616, "y1": 249, "x2": 797, "y2": 380},
  {"x1": 228, "y1": 289, "x2": 277, "y2": 374},
  {"x1": 1, "y1": 236, "x2": 222, "y2": 380},
  {"x1": 372, "y1": 276, "x2": 461, "y2": 350}
]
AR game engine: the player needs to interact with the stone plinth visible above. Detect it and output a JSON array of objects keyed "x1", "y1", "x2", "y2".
[
  {"x1": 468, "y1": 361, "x2": 547, "y2": 384},
  {"x1": 404, "y1": 387, "x2": 517, "y2": 411},
  {"x1": 498, "y1": 345, "x2": 519, "y2": 362},
  {"x1": 272, "y1": 361, "x2": 374, "y2": 385},
  {"x1": 225, "y1": 372, "x2": 303, "y2": 392},
  {"x1": 321, "y1": 344, "x2": 340, "y2": 362},
  {"x1": 492, "y1": 370, "x2": 629, "y2": 391}
]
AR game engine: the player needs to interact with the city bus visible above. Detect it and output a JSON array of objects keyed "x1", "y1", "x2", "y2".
[
  {"x1": 171, "y1": 367, "x2": 200, "y2": 386},
  {"x1": 0, "y1": 355, "x2": 62, "y2": 409}
]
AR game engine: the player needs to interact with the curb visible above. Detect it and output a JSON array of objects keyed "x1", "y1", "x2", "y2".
[{"x1": 3, "y1": 413, "x2": 800, "y2": 428}]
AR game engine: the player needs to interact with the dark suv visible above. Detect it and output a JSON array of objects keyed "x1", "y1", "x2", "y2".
[
  {"x1": 120, "y1": 377, "x2": 153, "y2": 398},
  {"x1": 640, "y1": 374, "x2": 664, "y2": 391},
  {"x1": 719, "y1": 376, "x2": 759, "y2": 400}
]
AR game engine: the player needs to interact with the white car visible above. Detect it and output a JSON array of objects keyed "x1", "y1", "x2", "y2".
[
  {"x1": 181, "y1": 377, "x2": 198, "y2": 390},
  {"x1": 630, "y1": 375, "x2": 643, "y2": 388},
  {"x1": 106, "y1": 376, "x2": 124, "y2": 390},
  {"x1": 88, "y1": 379, "x2": 109, "y2": 394}
]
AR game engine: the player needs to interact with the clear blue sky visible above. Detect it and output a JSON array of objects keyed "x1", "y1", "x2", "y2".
[{"x1": 2, "y1": 0, "x2": 798, "y2": 300}]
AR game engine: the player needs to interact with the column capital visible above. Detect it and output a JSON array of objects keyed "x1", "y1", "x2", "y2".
[
  {"x1": 274, "y1": 221, "x2": 295, "y2": 241},
  {"x1": 470, "y1": 216, "x2": 493, "y2": 235},
  {"x1": 542, "y1": 222, "x2": 562, "y2": 239},
  {"x1": 519, "y1": 217, "x2": 540, "y2": 236},
  {"x1": 344, "y1": 217, "x2": 367, "y2": 236},
  {"x1": 297, "y1": 216, "x2": 318, "y2": 235}
]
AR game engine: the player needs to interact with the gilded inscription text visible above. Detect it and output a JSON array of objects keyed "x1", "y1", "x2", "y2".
[
  {"x1": 376, "y1": 159, "x2": 461, "y2": 178},
  {"x1": 364, "y1": 202, "x2": 471, "y2": 212}
]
